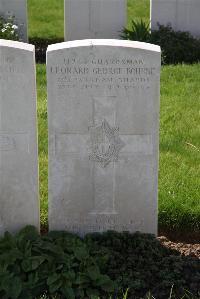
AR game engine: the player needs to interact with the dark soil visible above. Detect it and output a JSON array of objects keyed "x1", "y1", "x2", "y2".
[
  {"x1": 159, "y1": 229, "x2": 200, "y2": 244},
  {"x1": 85, "y1": 231, "x2": 200, "y2": 299},
  {"x1": 158, "y1": 235, "x2": 200, "y2": 259},
  {"x1": 29, "y1": 38, "x2": 64, "y2": 63}
]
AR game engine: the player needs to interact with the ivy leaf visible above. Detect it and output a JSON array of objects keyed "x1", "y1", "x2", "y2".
[
  {"x1": 96, "y1": 274, "x2": 114, "y2": 291},
  {"x1": 49, "y1": 280, "x2": 62, "y2": 294},
  {"x1": 74, "y1": 246, "x2": 89, "y2": 261},
  {"x1": 27, "y1": 272, "x2": 39, "y2": 286},
  {"x1": 75, "y1": 288, "x2": 85, "y2": 298},
  {"x1": 16, "y1": 226, "x2": 39, "y2": 242},
  {"x1": 86, "y1": 288, "x2": 100, "y2": 298},
  {"x1": 6, "y1": 277, "x2": 22, "y2": 299},
  {"x1": 21, "y1": 256, "x2": 45, "y2": 272},
  {"x1": 61, "y1": 286, "x2": 75, "y2": 299},
  {"x1": 62, "y1": 270, "x2": 76, "y2": 281},
  {"x1": 87, "y1": 265, "x2": 101, "y2": 281},
  {"x1": 75, "y1": 273, "x2": 89, "y2": 285},
  {"x1": 47, "y1": 273, "x2": 60, "y2": 285},
  {"x1": 0, "y1": 231, "x2": 15, "y2": 252}
]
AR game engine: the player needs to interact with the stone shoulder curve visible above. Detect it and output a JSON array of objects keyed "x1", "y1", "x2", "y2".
[
  {"x1": 47, "y1": 39, "x2": 161, "y2": 53},
  {"x1": 0, "y1": 39, "x2": 34, "y2": 52}
]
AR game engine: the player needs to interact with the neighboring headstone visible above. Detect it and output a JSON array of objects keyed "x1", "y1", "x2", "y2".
[
  {"x1": 0, "y1": 0, "x2": 28, "y2": 42},
  {"x1": 47, "y1": 39, "x2": 161, "y2": 236},
  {"x1": 151, "y1": 0, "x2": 200, "y2": 38},
  {"x1": 65, "y1": 0, "x2": 127, "y2": 41},
  {"x1": 0, "y1": 39, "x2": 39, "y2": 235}
]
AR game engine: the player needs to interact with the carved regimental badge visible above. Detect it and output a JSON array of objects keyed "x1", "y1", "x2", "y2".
[{"x1": 89, "y1": 119, "x2": 125, "y2": 168}]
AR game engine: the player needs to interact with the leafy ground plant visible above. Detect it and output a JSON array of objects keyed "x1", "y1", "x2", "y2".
[
  {"x1": 150, "y1": 24, "x2": 200, "y2": 64},
  {"x1": 0, "y1": 16, "x2": 19, "y2": 40},
  {"x1": 0, "y1": 226, "x2": 114, "y2": 299},
  {"x1": 0, "y1": 227, "x2": 199, "y2": 299},
  {"x1": 122, "y1": 20, "x2": 200, "y2": 64},
  {"x1": 121, "y1": 19, "x2": 150, "y2": 41}
]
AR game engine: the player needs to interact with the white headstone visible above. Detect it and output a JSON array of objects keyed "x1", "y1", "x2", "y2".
[
  {"x1": 0, "y1": 0, "x2": 28, "y2": 42},
  {"x1": 0, "y1": 40, "x2": 39, "y2": 235},
  {"x1": 151, "y1": 0, "x2": 200, "y2": 38},
  {"x1": 47, "y1": 39, "x2": 161, "y2": 236},
  {"x1": 65, "y1": 0, "x2": 127, "y2": 41}
]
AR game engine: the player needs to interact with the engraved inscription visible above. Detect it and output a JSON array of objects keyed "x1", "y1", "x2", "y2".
[
  {"x1": 50, "y1": 56, "x2": 157, "y2": 92},
  {"x1": 0, "y1": 135, "x2": 15, "y2": 151},
  {"x1": 0, "y1": 55, "x2": 24, "y2": 75},
  {"x1": 0, "y1": 133, "x2": 29, "y2": 152},
  {"x1": 89, "y1": 119, "x2": 125, "y2": 167},
  {"x1": 62, "y1": 215, "x2": 144, "y2": 233}
]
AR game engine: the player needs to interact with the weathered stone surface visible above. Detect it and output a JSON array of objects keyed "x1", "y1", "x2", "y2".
[
  {"x1": 151, "y1": 0, "x2": 200, "y2": 38},
  {"x1": 65, "y1": 0, "x2": 127, "y2": 41},
  {"x1": 0, "y1": 40, "x2": 39, "y2": 235},
  {"x1": 0, "y1": 0, "x2": 28, "y2": 42},
  {"x1": 47, "y1": 40, "x2": 161, "y2": 236}
]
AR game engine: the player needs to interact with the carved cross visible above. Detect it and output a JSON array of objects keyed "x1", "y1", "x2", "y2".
[{"x1": 55, "y1": 97, "x2": 153, "y2": 215}]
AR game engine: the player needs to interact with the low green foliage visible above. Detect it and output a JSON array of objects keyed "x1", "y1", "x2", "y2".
[
  {"x1": 151, "y1": 25, "x2": 200, "y2": 64},
  {"x1": 0, "y1": 16, "x2": 19, "y2": 40},
  {"x1": 0, "y1": 227, "x2": 199, "y2": 299},
  {"x1": 0, "y1": 226, "x2": 114, "y2": 299},
  {"x1": 122, "y1": 21, "x2": 200, "y2": 64},
  {"x1": 121, "y1": 19, "x2": 150, "y2": 42}
]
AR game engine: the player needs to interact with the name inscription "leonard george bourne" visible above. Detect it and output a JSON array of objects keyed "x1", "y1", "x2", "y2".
[{"x1": 50, "y1": 57, "x2": 156, "y2": 91}]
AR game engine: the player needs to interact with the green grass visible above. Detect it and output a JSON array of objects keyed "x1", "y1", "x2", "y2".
[
  {"x1": 127, "y1": 0, "x2": 150, "y2": 29},
  {"x1": 28, "y1": 0, "x2": 64, "y2": 39},
  {"x1": 36, "y1": 65, "x2": 48, "y2": 227},
  {"x1": 159, "y1": 64, "x2": 200, "y2": 232},
  {"x1": 28, "y1": 0, "x2": 150, "y2": 39},
  {"x1": 36, "y1": 64, "x2": 200, "y2": 232}
]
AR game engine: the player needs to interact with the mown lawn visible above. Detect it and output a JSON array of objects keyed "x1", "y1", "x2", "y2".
[
  {"x1": 159, "y1": 64, "x2": 200, "y2": 233},
  {"x1": 37, "y1": 64, "x2": 200, "y2": 233},
  {"x1": 28, "y1": 0, "x2": 64, "y2": 39},
  {"x1": 27, "y1": 0, "x2": 150, "y2": 39}
]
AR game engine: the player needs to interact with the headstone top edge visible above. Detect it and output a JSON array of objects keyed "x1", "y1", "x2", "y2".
[
  {"x1": 0, "y1": 39, "x2": 34, "y2": 52},
  {"x1": 47, "y1": 39, "x2": 161, "y2": 53}
]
